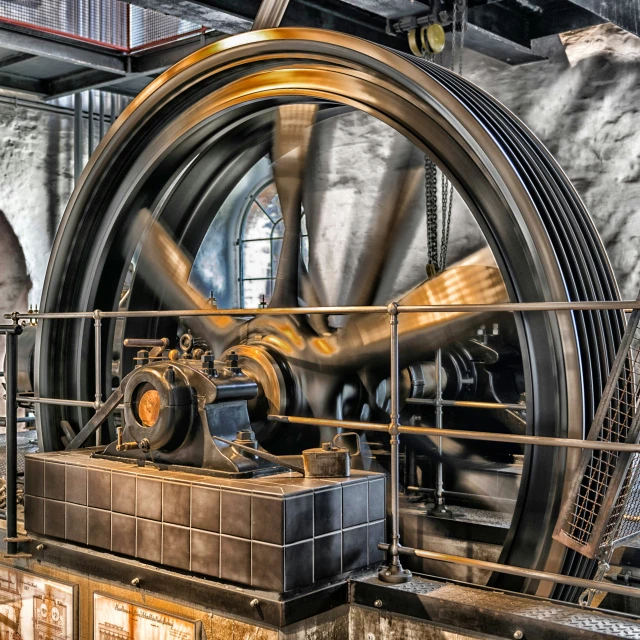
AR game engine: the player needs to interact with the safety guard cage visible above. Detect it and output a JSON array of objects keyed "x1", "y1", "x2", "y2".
[{"x1": 554, "y1": 303, "x2": 640, "y2": 559}]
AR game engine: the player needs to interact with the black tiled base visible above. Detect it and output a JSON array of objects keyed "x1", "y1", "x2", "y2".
[{"x1": 24, "y1": 451, "x2": 386, "y2": 592}]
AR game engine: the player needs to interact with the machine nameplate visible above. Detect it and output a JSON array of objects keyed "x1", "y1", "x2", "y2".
[{"x1": 93, "y1": 592, "x2": 201, "y2": 639}]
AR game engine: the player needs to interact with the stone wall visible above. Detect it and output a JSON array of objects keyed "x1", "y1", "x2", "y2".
[
  {"x1": 0, "y1": 102, "x2": 74, "y2": 311},
  {"x1": 462, "y1": 23, "x2": 640, "y2": 299},
  {"x1": 0, "y1": 102, "x2": 74, "y2": 415}
]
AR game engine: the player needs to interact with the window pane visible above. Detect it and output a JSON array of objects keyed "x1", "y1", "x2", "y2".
[
  {"x1": 243, "y1": 278, "x2": 273, "y2": 309},
  {"x1": 242, "y1": 202, "x2": 273, "y2": 240},
  {"x1": 240, "y1": 182, "x2": 311, "y2": 307},
  {"x1": 242, "y1": 239, "x2": 272, "y2": 280},
  {"x1": 256, "y1": 182, "x2": 280, "y2": 219},
  {"x1": 272, "y1": 219, "x2": 284, "y2": 238}
]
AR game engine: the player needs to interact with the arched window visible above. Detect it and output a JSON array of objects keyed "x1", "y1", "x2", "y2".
[{"x1": 237, "y1": 180, "x2": 308, "y2": 308}]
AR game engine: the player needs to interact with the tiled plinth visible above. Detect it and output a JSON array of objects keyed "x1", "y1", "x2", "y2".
[{"x1": 24, "y1": 450, "x2": 385, "y2": 592}]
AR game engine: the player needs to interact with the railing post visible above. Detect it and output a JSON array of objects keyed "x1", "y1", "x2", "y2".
[
  {"x1": 4, "y1": 320, "x2": 22, "y2": 556},
  {"x1": 430, "y1": 347, "x2": 452, "y2": 517},
  {"x1": 379, "y1": 302, "x2": 412, "y2": 584},
  {"x1": 94, "y1": 310, "x2": 102, "y2": 445}
]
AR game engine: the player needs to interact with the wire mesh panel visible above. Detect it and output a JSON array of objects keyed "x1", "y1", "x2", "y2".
[
  {"x1": 0, "y1": 0, "x2": 203, "y2": 52},
  {"x1": 0, "y1": 0, "x2": 129, "y2": 49},
  {"x1": 129, "y1": 4, "x2": 202, "y2": 51},
  {"x1": 554, "y1": 303, "x2": 640, "y2": 558}
]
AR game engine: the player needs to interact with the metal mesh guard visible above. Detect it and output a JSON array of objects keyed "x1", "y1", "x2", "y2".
[
  {"x1": 0, "y1": 0, "x2": 202, "y2": 52},
  {"x1": 554, "y1": 305, "x2": 640, "y2": 558}
]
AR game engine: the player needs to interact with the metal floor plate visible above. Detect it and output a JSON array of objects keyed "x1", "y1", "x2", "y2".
[{"x1": 352, "y1": 573, "x2": 640, "y2": 639}]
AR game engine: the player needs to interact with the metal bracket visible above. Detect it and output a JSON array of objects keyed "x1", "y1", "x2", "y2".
[
  {"x1": 4, "y1": 535, "x2": 33, "y2": 559},
  {"x1": 390, "y1": 9, "x2": 451, "y2": 36}
]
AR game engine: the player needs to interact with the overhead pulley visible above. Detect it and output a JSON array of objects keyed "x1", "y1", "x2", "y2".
[{"x1": 408, "y1": 23, "x2": 446, "y2": 57}]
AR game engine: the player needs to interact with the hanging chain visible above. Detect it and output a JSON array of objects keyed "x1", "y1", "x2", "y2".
[
  {"x1": 440, "y1": 168, "x2": 454, "y2": 270},
  {"x1": 422, "y1": 45, "x2": 439, "y2": 276},
  {"x1": 425, "y1": 154, "x2": 439, "y2": 275},
  {"x1": 424, "y1": 0, "x2": 467, "y2": 275}
]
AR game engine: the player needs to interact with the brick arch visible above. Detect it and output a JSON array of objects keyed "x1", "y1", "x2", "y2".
[
  {"x1": 0, "y1": 210, "x2": 31, "y2": 415},
  {"x1": 0, "y1": 209, "x2": 31, "y2": 314}
]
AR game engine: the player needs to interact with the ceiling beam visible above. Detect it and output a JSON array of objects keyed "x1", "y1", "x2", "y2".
[
  {"x1": 46, "y1": 69, "x2": 130, "y2": 99},
  {"x1": 566, "y1": 0, "x2": 640, "y2": 37},
  {"x1": 0, "y1": 26, "x2": 127, "y2": 74},
  {"x1": 467, "y1": 3, "x2": 532, "y2": 48},
  {"x1": 338, "y1": 0, "x2": 429, "y2": 20},
  {"x1": 46, "y1": 28, "x2": 229, "y2": 99},
  {"x1": 462, "y1": 23, "x2": 545, "y2": 65},
  {"x1": 281, "y1": 0, "x2": 406, "y2": 50},
  {"x1": 0, "y1": 52, "x2": 37, "y2": 69},
  {"x1": 129, "y1": 30, "x2": 226, "y2": 75},
  {"x1": 0, "y1": 72, "x2": 47, "y2": 95},
  {"x1": 124, "y1": 0, "x2": 251, "y2": 33},
  {"x1": 126, "y1": 0, "x2": 407, "y2": 51},
  {"x1": 529, "y1": 3, "x2": 603, "y2": 40}
]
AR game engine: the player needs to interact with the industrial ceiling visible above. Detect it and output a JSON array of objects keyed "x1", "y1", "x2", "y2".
[{"x1": 0, "y1": 0, "x2": 635, "y2": 102}]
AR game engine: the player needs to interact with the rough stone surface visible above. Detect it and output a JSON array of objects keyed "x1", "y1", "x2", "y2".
[
  {"x1": 0, "y1": 102, "x2": 73, "y2": 415},
  {"x1": 0, "y1": 209, "x2": 30, "y2": 416},
  {"x1": 462, "y1": 23, "x2": 640, "y2": 299},
  {"x1": 0, "y1": 102, "x2": 73, "y2": 309}
]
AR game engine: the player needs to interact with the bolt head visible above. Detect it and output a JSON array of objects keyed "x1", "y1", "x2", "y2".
[
  {"x1": 374, "y1": 599, "x2": 383, "y2": 608},
  {"x1": 513, "y1": 631, "x2": 523, "y2": 640},
  {"x1": 131, "y1": 577, "x2": 140, "y2": 587},
  {"x1": 36, "y1": 544, "x2": 44, "y2": 551},
  {"x1": 202, "y1": 353, "x2": 216, "y2": 371},
  {"x1": 250, "y1": 598, "x2": 259, "y2": 608}
]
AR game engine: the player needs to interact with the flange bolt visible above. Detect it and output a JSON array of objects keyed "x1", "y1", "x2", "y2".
[
  {"x1": 227, "y1": 351, "x2": 241, "y2": 374},
  {"x1": 202, "y1": 353, "x2": 217, "y2": 376}
]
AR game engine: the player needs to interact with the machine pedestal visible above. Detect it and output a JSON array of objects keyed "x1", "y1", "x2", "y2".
[{"x1": 23, "y1": 449, "x2": 385, "y2": 592}]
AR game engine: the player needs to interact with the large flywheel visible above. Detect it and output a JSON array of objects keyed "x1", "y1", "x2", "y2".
[{"x1": 36, "y1": 28, "x2": 623, "y2": 599}]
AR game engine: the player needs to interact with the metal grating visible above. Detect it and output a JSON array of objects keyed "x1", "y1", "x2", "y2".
[
  {"x1": 356, "y1": 575, "x2": 640, "y2": 638},
  {"x1": 554, "y1": 302, "x2": 640, "y2": 558},
  {"x1": 0, "y1": 0, "x2": 203, "y2": 52},
  {"x1": 129, "y1": 4, "x2": 202, "y2": 51},
  {"x1": 0, "y1": 431, "x2": 39, "y2": 477}
]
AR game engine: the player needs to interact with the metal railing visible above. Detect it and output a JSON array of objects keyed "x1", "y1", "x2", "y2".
[{"x1": 4, "y1": 297, "x2": 640, "y2": 597}]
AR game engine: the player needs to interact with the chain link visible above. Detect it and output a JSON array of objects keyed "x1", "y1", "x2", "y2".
[
  {"x1": 423, "y1": 0, "x2": 467, "y2": 275},
  {"x1": 440, "y1": 169, "x2": 454, "y2": 270},
  {"x1": 425, "y1": 153, "x2": 439, "y2": 273}
]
